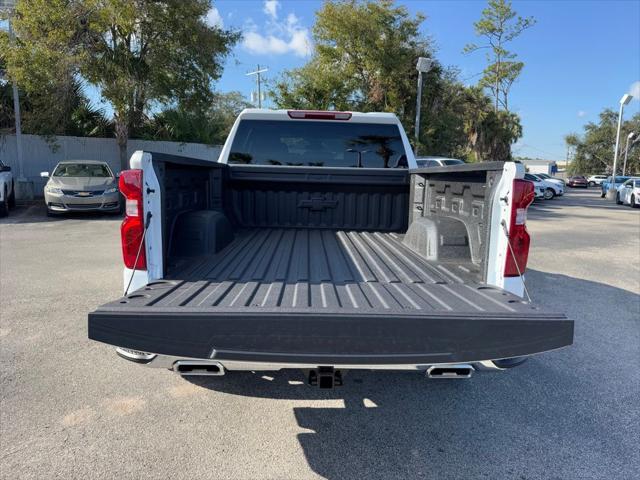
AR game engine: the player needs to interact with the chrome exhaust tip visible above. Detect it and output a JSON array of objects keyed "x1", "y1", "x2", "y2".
[
  {"x1": 426, "y1": 364, "x2": 474, "y2": 379},
  {"x1": 173, "y1": 360, "x2": 225, "y2": 376}
]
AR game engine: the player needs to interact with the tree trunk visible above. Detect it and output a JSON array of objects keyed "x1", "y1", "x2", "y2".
[{"x1": 115, "y1": 118, "x2": 129, "y2": 172}]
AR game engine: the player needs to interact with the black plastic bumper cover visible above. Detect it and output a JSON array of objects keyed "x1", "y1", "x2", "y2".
[{"x1": 88, "y1": 310, "x2": 573, "y2": 364}]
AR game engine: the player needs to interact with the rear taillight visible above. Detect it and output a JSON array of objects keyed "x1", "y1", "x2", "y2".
[
  {"x1": 504, "y1": 179, "x2": 534, "y2": 277},
  {"x1": 287, "y1": 110, "x2": 352, "y2": 120},
  {"x1": 119, "y1": 169, "x2": 146, "y2": 270}
]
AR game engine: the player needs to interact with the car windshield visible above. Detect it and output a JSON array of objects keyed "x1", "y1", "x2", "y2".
[
  {"x1": 441, "y1": 159, "x2": 464, "y2": 165},
  {"x1": 537, "y1": 174, "x2": 550, "y2": 178},
  {"x1": 53, "y1": 163, "x2": 112, "y2": 177},
  {"x1": 608, "y1": 176, "x2": 630, "y2": 183},
  {"x1": 524, "y1": 174, "x2": 539, "y2": 181},
  {"x1": 229, "y1": 120, "x2": 407, "y2": 168}
]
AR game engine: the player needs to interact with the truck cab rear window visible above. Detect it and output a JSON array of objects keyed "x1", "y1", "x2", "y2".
[{"x1": 228, "y1": 120, "x2": 407, "y2": 168}]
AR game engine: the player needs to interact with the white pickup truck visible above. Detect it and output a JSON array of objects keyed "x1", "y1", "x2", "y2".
[
  {"x1": 0, "y1": 159, "x2": 16, "y2": 217},
  {"x1": 88, "y1": 109, "x2": 573, "y2": 387}
]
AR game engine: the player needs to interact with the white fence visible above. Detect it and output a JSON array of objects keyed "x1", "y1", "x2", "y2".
[{"x1": 0, "y1": 134, "x2": 222, "y2": 197}]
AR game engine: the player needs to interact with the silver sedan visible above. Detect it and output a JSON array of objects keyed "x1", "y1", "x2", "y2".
[{"x1": 41, "y1": 160, "x2": 122, "y2": 215}]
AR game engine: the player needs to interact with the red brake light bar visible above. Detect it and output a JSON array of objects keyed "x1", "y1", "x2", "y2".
[{"x1": 287, "y1": 110, "x2": 352, "y2": 120}]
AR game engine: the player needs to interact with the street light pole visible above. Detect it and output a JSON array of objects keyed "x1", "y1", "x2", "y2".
[
  {"x1": 414, "y1": 57, "x2": 432, "y2": 155},
  {"x1": 8, "y1": 22, "x2": 24, "y2": 182},
  {"x1": 622, "y1": 132, "x2": 636, "y2": 176},
  {"x1": 608, "y1": 93, "x2": 633, "y2": 199}
]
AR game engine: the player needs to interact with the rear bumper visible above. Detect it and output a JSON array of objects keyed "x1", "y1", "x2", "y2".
[
  {"x1": 88, "y1": 310, "x2": 574, "y2": 366},
  {"x1": 115, "y1": 348, "x2": 514, "y2": 372}
]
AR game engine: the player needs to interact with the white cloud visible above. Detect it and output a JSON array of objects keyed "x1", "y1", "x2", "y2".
[
  {"x1": 629, "y1": 81, "x2": 640, "y2": 101},
  {"x1": 205, "y1": 7, "x2": 223, "y2": 28},
  {"x1": 577, "y1": 110, "x2": 586, "y2": 118},
  {"x1": 242, "y1": 4, "x2": 312, "y2": 57},
  {"x1": 263, "y1": 0, "x2": 280, "y2": 20}
]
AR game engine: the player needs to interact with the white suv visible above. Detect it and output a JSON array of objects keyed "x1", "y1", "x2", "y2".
[
  {"x1": 587, "y1": 174, "x2": 607, "y2": 187},
  {"x1": 525, "y1": 173, "x2": 564, "y2": 199},
  {"x1": 0, "y1": 160, "x2": 16, "y2": 217}
]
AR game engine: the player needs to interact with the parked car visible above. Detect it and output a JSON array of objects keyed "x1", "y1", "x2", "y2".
[
  {"x1": 587, "y1": 174, "x2": 608, "y2": 187},
  {"x1": 536, "y1": 173, "x2": 566, "y2": 187},
  {"x1": 41, "y1": 160, "x2": 122, "y2": 216},
  {"x1": 416, "y1": 157, "x2": 465, "y2": 167},
  {"x1": 524, "y1": 173, "x2": 564, "y2": 199},
  {"x1": 88, "y1": 109, "x2": 573, "y2": 386},
  {"x1": 601, "y1": 176, "x2": 631, "y2": 198},
  {"x1": 566, "y1": 175, "x2": 588, "y2": 188},
  {"x1": 0, "y1": 159, "x2": 16, "y2": 217},
  {"x1": 533, "y1": 184, "x2": 545, "y2": 200},
  {"x1": 616, "y1": 178, "x2": 640, "y2": 207}
]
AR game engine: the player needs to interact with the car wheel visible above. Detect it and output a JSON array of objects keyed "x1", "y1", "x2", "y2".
[
  {"x1": 8, "y1": 183, "x2": 16, "y2": 208},
  {"x1": 544, "y1": 188, "x2": 555, "y2": 200},
  {"x1": 616, "y1": 193, "x2": 623, "y2": 205},
  {"x1": 588, "y1": 181, "x2": 595, "y2": 187},
  {"x1": 46, "y1": 208, "x2": 57, "y2": 217},
  {"x1": 632, "y1": 195, "x2": 639, "y2": 209},
  {"x1": 0, "y1": 189, "x2": 8, "y2": 217}
]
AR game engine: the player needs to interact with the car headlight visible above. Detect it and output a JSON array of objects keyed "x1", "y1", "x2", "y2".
[
  {"x1": 104, "y1": 187, "x2": 118, "y2": 194},
  {"x1": 45, "y1": 186, "x2": 63, "y2": 194}
]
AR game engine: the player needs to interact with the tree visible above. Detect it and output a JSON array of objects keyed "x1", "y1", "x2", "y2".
[
  {"x1": 1, "y1": 55, "x2": 111, "y2": 138},
  {"x1": 566, "y1": 109, "x2": 640, "y2": 175},
  {"x1": 464, "y1": 0, "x2": 535, "y2": 112},
  {"x1": 272, "y1": 0, "x2": 430, "y2": 123},
  {"x1": 460, "y1": 86, "x2": 522, "y2": 161},
  {"x1": 142, "y1": 91, "x2": 251, "y2": 145},
  {"x1": 2, "y1": 0, "x2": 239, "y2": 170},
  {"x1": 271, "y1": 0, "x2": 522, "y2": 161}
]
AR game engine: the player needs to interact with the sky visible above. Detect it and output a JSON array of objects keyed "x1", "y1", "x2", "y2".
[
  {"x1": 11, "y1": 1, "x2": 633, "y2": 160},
  {"x1": 200, "y1": 0, "x2": 640, "y2": 161}
]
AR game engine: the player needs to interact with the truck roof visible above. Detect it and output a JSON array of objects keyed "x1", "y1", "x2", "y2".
[{"x1": 238, "y1": 108, "x2": 401, "y2": 124}]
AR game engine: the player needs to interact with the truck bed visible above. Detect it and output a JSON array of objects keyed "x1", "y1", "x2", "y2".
[{"x1": 89, "y1": 228, "x2": 572, "y2": 364}]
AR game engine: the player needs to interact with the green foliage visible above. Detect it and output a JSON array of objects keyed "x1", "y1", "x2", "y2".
[
  {"x1": 464, "y1": 0, "x2": 535, "y2": 111},
  {"x1": 141, "y1": 92, "x2": 251, "y2": 145},
  {"x1": 2, "y1": 0, "x2": 239, "y2": 169},
  {"x1": 272, "y1": 0, "x2": 429, "y2": 118},
  {"x1": 566, "y1": 109, "x2": 640, "y2": 175},
  {"x1": 271, "y1": 0, "x2": 522, "y2": 161},
  {"x1": 1, "y1": 69, "x2": 112, "y2": 138}
]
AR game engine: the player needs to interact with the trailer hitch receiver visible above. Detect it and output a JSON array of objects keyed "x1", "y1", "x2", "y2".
[{"x1": 308, "y1": 366, "x2": 343, "y2": 388}]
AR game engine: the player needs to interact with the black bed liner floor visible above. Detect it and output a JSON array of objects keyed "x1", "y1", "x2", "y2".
[
  {"x1": 89, "y1": 229, "x2": 573, "y2": 363},
  {"x1": 142, "y1": 228, "x2": 511, "y2": 313}
]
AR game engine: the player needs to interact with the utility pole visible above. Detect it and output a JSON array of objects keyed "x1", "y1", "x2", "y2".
[{"x1": 246, "y1": 65, "x2": 268, "y2": 108}]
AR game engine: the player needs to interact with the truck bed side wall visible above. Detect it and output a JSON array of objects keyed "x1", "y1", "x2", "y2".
[{"x1": 407, "y1": 162, "x2": 505, "y2": 282}]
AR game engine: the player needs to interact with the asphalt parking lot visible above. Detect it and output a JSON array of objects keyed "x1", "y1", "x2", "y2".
[{"x1": 1, "y1": 188, "x2": 639, "y2": 480}]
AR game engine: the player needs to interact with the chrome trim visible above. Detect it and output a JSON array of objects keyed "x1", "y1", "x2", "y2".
[
  {"x1": 172, "y1": 360, "x2": 225, "y2": 376},
  {"x1": 474, "y1": 360, "x2": 506, "y2": 371},
  {"x1": 115, "y1": 350, "x2": 518, "y2": 374},
  {"x1": 115, "y1": 347, "x2": 156, "y2": 363},
  {"x1": 426, "y1": 364, "x2": 474, "y2": 379}
]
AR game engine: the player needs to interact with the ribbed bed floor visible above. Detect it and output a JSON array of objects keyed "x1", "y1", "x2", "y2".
[{"x1": 123, "y1": 228, "x2": 536, "y2": 316}]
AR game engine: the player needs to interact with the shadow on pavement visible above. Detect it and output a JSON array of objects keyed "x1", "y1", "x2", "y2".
[
  {"x1": 185, "y1": 271, "x2": 639, "y2": 479},
  {"x1": 0, "y1": 203, "x2": 122, "y2": 225}
]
